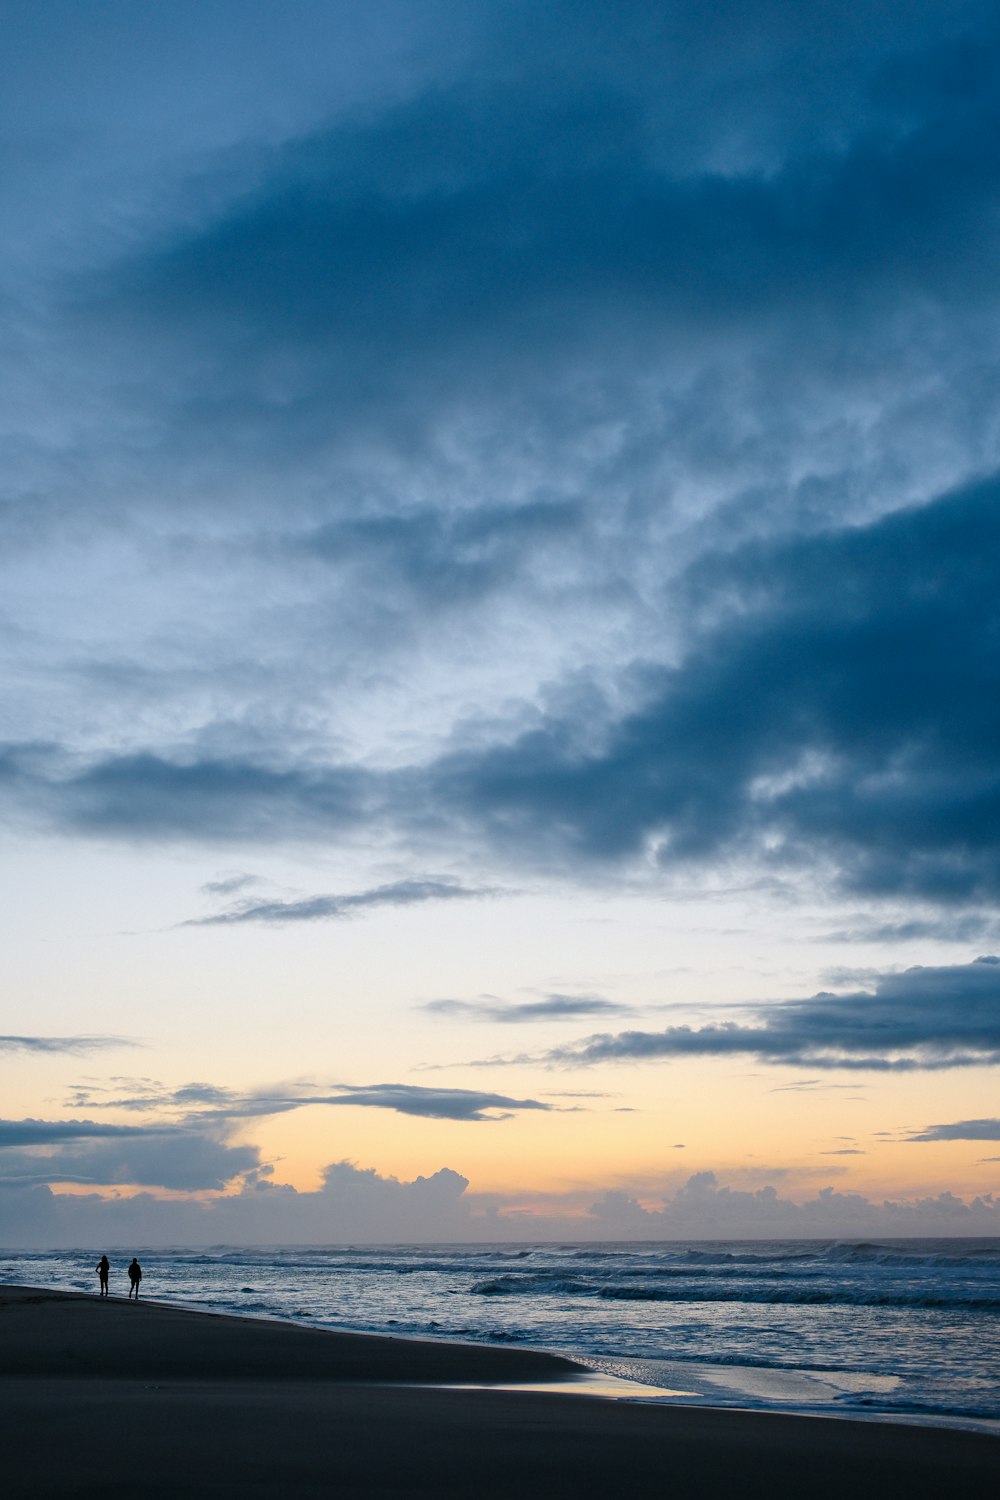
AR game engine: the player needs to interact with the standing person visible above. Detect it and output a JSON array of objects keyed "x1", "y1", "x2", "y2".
[
  {"x1": 96, "y1": 1255, "x2": 110, "y2": 1297},
  {"x1": 127, "y1": 1257, "x2": 142, "y2": 1299}
]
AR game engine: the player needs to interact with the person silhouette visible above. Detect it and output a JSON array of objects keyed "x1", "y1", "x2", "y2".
[
  {"x1": 127, "y1": 1257, "x2": 143, "y2": 1299},
  {"x1": 96, "y1": 1255, "x2": 110, "y2": 1297}
]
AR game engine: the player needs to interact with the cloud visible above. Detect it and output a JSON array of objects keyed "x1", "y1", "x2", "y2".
[
  {"x1": 3, "y1": 0, "x2": 999, "y2": 1251},
  {"x1": 424, "y1": 476, "x2": 1000, "y2": 896},
  {"x1": 423, "y1": 992, "x2": 629, "y2": 1023},
  {"x1": 818, "y1": 967, "x2": 891, "y2": 987},
  {"x1": 0, "y1": 0, "x2": 998, "y2": 926},
  {"x1": 0, "y1": 1160, "x2": 997, "y2": 1248},
  {"x1": 0, "y1": 1080, "x2": 547, "y2": 1202},
  {"x1": 84, "y1": 8, "x2": 1000, "y2": 483},
  {"x1": 63, "y1": 1080, "x2": 239, "y2": 1113},
  {"x1": 585, "y1": 1171, "x2": 1000, "y2": 1239},
  {"x1": 824, "y1": 915, "x2": 1000, "y2": 944},
  {"x1": 200, "y1": 873, "x2": 260, "y2": 896},
  {"x1": 186, "y1": 877, "x2": 491, "y2": 926},
  {"x1": 296, "y1": 500, "x2": 585, "y2": 612},
  {"x1": 907, "y1": 1118, "x2": 1000, "y2": 1142},
  {"x1": 0, "y1": 1035, "x2": 134, "y2": 1055},
  {"x1": 52, "y1": 752, "x2": 376, "y2": 842},
  {"x1": 535, "y1": 957, "x2": 1000, "y2": 1071},
  {"x1": 0, "y1": 1118, "x2": 258, "y2": 1192},
  {"x1": 0, "y1": 1119, "x2": 172, "y2": 1146},
  {"x1": 0, "y1": 1159, "x2": 479, "y2": 1246},
  {"x1": 65, "y1": 1079, "x2": 552, "y2": 1126},
  {"x1": 5, "y1": 468, "x2": 1000, "y2": 913},
  {"x1": 309, "y1": 1084, "x2": 551, "y2": 1122}
]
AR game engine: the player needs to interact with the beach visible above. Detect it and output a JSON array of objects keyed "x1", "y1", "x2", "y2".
[{"x1": 1, "y1": 1286, "x2": 996, "y2": 1498}]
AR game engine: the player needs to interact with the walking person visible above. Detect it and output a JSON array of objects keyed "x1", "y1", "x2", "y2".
[
  {"x1": 127, "y1": 1257, "x2": 143, "y2": 1299},
  {"x1": 96, "y1": 1254, "x2": 110, "y2": 1297}
]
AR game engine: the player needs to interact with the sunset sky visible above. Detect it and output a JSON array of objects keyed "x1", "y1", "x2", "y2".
[{"x1": 2, "y1": 0, "x2": 1000, "y2": 1245}]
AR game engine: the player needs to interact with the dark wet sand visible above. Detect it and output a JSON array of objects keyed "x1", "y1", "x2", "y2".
[{"x1": 1, "y1": 1285, "x2": 996, "y2": 1498}]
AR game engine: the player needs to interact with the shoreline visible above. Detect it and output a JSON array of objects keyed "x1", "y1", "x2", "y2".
[
  {"x1": 11, "y1": 1277, "x2": 998, "y2": 1437},
  {"x1": 6, "y1": 1278, "x2": 999, "y2": 1435},
  {"x1": 1, "y1": 1285, "x2": 997, "y2": 1499}
]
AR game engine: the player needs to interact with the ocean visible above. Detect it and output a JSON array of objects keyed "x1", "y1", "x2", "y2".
[{"x1": 4, "y1": 1239, "x2": 998, "y2": 1431}]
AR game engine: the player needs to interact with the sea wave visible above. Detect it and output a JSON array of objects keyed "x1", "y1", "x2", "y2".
[
  {"x1": 6, "y1": 1240, "x2": 998, "y2": 1429},
  {"x1": 470, "y1": 1272, "x2": 1000, "y2": 1310},
  {"x1": 471, "y1": 1275, "x2": 589, "y2": 1297},
  {"x1": 594, "y1": 1285, "x2": 1000, "y2": 1309}
]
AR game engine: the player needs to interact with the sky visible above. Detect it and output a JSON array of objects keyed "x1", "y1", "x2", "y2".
[{"x1": 2, "y1": 0, "x2": 1000, "y2": 1245}]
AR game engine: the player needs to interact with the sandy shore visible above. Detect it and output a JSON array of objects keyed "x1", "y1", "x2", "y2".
[{"x1": 1, "y1": 1285, "x2": 996, "y2": 1498}]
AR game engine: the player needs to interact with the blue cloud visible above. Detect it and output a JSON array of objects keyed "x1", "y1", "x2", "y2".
[
  {"x1": 91, "y1": 17, "x2": 1000, "y2": 445},
  {"x1": 312, "y1": 1084, "x2": 551, "y2": 1122},
  {"x1": 908, "y1": 1118, "x2": 1000, "y2": 1142},
  {"x1": 423, "y1": 993, "x2": 628, "y2": 1023},
  {"x1": 0, "y1": 1118, "x2": 258, "y2": 1192},
  {"x1": 63, "y1": 1080, "x2": 552, "y2": 1126},
  {"x1": 0, "y1": 1035, "x2": 134, "y2": 1056},
  {"x1": 538, "y1": 957, "x2": 1000, "y2": 1071},
  {"x1": 0, "y1": 1119, "x2": 168, "y2": 1145},
  {"x1": 3, "y1": 1, "x2": 1000, "y2": 921},
  {"x1": 5, "y1": 471, "x2": 1000, "y2": 902},
  {"x1": 186, "y1": 877, "x2": 491, "y2": 926},
  {"x1": 432, "y1": 476, "x2": 1000, "y2": 895}
]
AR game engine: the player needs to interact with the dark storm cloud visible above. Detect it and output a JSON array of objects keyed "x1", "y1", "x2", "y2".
[
  {"x1": 537, "y1": 957, "x2": 1000, "y2": 1071},
  {"x1": 0, "y1": 1034, "x2": 133, "y2": 1055},
  {"x1": 28, "y1": 750, "x2": 377, "y2": 842},
  {"x1": 297, "y1": 501, "x2": 584, "y2": 610},
  {"x1": 8, "y1": 468, "x2": 1000, "y2": 902},
  {"x1": 423, "y1": 993, "x2": 628, "y2": 1023},
  {"x1": 2, "y1": 5, "x2": 1000, "y2": 916},
  {"x1": 90, "y1": 11, "x2": 1000, "y2": 452},
  {"x1": 12, "y1": 0, "x2": 987, "y2": 580},
  {"x1": 186, "y1": 877, "x2": 490, "y2": 926},
  {"x1": 430, "y1": 475, "x2": 1000, "y2": 896}
]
